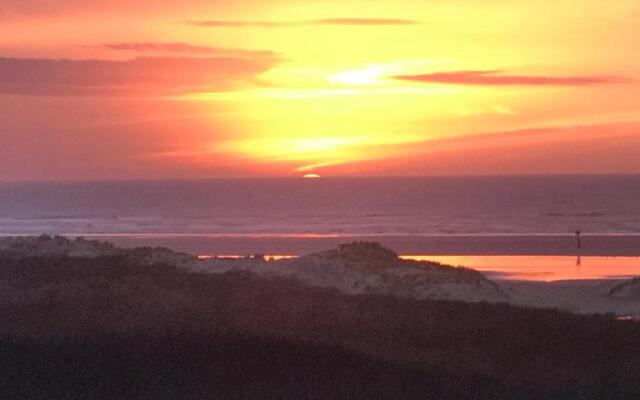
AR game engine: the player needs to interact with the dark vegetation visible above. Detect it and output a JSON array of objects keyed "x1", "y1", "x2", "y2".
[
  {"x1": 334, "y1": 241, "x2": 400, "y2": 264},
  {"x1": 1, "y1": 253, "x2": 640, "y2": 399},
  {"x1": 311, "y1": 241, "x2": 495, "y2": 287}
]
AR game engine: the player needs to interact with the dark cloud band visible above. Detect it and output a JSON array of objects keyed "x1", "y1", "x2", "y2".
[
  {"x1": 0, "y1": 56, "x2": 279, "y2": 97},
  {"x1": 394, "y1": 70, "x2": 631, "y2": 86}
]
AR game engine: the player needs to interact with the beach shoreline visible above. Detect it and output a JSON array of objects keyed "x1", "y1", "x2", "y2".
[
  {"x1": 60, "y1": 233, "x2": 640, "y2": 257},
  {"x1": 1, "y1": 234, "x2": 638, "y2": 318}
]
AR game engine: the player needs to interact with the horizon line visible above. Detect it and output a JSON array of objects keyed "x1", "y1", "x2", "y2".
[{"x1": 2, "y1": 173, "x2": 640, "y2": 185}]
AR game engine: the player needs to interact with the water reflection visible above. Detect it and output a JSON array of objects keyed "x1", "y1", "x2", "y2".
[
  {"x1": 402, "y1": 255, "x2": 640, "y2": 281},
  {"x1": 197, "y1": 253, "x2": 640, "y2": 282}
]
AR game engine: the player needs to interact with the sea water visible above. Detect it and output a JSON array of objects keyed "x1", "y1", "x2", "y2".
[{"x1": 1, "y1": 175, "x2": 639, "y2": 237}]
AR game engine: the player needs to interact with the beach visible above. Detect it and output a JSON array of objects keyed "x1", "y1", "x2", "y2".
[
  {"x1": 2, "y1": 235, "x2": 639, "y2": 398},
  {"x1": 91, "y1": 234, "x2": 640, "y2": 318},
  {"x1": 3, "y1": 235, "x2": 638, "y2": 317},
  {"x1": 93, "y1": 233, "x2": 640, "y2": 257}
]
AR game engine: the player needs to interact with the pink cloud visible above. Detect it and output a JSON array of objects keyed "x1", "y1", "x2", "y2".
[
  {"x1": 0, "y1": 0, "x2": 231, "y2": 17},
  {"x1": 0, "y1": 55, "x2": 280, "y2": 97},
  {"x1": 102, "y1": 42, "x2": 278, "y2": 59}
]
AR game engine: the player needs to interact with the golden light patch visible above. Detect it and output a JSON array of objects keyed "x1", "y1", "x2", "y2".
[{"x1": 328, "y1": 65, "x2": 385, "y2": 86}]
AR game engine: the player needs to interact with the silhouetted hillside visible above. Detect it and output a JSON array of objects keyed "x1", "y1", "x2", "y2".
[{"x1": 0, "y1": 333, "x2": 533, "y2": 400}]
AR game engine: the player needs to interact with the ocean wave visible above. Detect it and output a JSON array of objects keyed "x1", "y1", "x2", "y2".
[{"x1": 544, "y1": 212, "x2": 606, "y2": 218}]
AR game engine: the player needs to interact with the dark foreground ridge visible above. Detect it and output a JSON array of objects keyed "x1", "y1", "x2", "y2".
[{"x1": 1, "y1": 238, "x2": 640, "y2": 399}]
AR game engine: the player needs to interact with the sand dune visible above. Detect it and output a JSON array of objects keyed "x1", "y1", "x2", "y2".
[
  {"x1": 193, "y1": 242, "x2": 640, "y2": 319},
  {"x1": 2, "y1": 235, "x2": 638, "y2": 319},
  {"x1": 195, "y1": 242, "x2": 506, "y2": 303}
]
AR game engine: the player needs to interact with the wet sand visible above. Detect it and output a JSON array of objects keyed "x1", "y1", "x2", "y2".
[
  {"x1": 408, "y1": 255, "x2": 640, "y2": 281},
  {"x1": 502, "y1": 279, "x2": 640, "y2": 318}
]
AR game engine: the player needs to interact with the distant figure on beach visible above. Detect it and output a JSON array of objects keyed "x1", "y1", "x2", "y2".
[{"x1": 575, "y1": 230, "x2": 582, "y2": 249}]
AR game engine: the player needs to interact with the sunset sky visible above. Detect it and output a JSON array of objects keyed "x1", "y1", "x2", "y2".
[{"x1": 1, "y1": 0, "x2": 639, "y2": 180}]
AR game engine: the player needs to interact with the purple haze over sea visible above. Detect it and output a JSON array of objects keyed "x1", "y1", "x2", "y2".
[{"x1": 1, "y1": 176, "x2": 639, "y2": 237}]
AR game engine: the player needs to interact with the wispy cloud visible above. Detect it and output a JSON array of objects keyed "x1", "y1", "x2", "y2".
[
  {"x1": 189, "y1": 18, "x2": 420, "y2": 28},
  {"x1": 393, "y1": 70, "x2": 632, "y2": 86},
  {"x1": 0, "y1": 56, "x2": 279, "y2": 97},
  {"x1": 103, "y1": 42, "x2": 278, "y2": 59},
  {"x1": 311, "y1": 122, "x2": 640, "y2": 176}
]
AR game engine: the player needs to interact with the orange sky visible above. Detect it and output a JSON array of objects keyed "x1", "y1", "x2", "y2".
[{"x1": 0, "y1": 0, "x2": 639, "y2": 180}]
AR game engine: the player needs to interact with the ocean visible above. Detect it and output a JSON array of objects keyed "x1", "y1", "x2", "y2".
[{"x1": 1, "y1": 175, "x2": 639, "y2": 237}]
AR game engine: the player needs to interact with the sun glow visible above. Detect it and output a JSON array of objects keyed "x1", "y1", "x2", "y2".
[
  {"x1": 328, "y1": 65, "x2": 385, "y2": 86},
  {"x1": 292, "y1": 137, "x2": 358, "y2": 153},
  {"x1": 226, "y1": 136, "x2": 359, "y2": 160},
  {"x1": 9, "y1": 0, "x2": 631, "y2": 179},
  {"x1": 200, "y1": 70, "x2": 461, "y2": 174}
]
